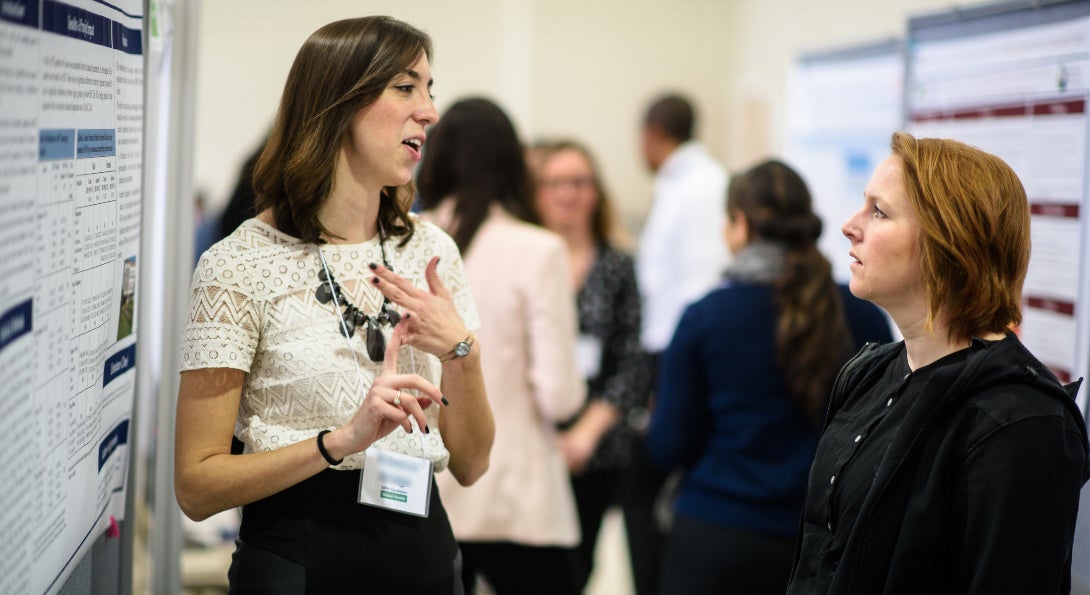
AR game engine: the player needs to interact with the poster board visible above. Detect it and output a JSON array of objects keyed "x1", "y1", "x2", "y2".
[
  {"x1": 906, "y1": 0, "x2": 1090, "y2": 413},
  {"x1": 785, "y1": 40, "x2": 905, "y2": 285},
  {"x1": 905, "y1": 1, "x2": 1090, "y2": 590},
  {"x1": 0, "y1": 0, "x2": 143, "y2": 593}
]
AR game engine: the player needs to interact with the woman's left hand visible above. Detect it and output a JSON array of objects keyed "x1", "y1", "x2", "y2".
[
  {"x1": 558, "y1": 428, "x2": 598, "y2": 475},
  {"x1": 370, "y1": 256, "x2": 467, "y2": 357}
]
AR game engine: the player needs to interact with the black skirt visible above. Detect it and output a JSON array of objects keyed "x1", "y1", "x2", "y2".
[{"x1": 231, "y1": 468, "x2": 460, "y2": 594}]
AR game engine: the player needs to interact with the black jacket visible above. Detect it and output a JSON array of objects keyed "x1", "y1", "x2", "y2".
[{"x1": 788, "y1": 334, "x2": 1089, "y2": 594}]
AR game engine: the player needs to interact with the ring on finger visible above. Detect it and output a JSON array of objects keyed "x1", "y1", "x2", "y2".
[{"x1": 393, "y1": 390, "x2": 402, "y2": 407}]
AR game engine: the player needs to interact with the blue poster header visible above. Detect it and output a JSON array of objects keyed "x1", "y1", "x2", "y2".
[
  {"x1": 103, "y1": 343, "x2": 135, "y2": 387},
  {"x1": 98, "y1": 419, "x2": 130, "y2": 471},
  {"x1": 36, "y1": 1, "x2": 144, "y2": 54},
  {"x1": 77, "y1": 128, "x2": 116, "y2": 158},
  {"x1": 112, "y1": 21, "x2": 141, "y2": 55},
  {"x1": 43, "y1": 0, "x2": 112, "y2": 48},
  {"x1": 40, "y1": 128, "x2": 76, "y2": 161},
  {"x1": 0, "y1": 0, "x2": 38, "y2": 28},
  {"x1": 0, "y1": 299, "x2": 33, "y2": 355}
]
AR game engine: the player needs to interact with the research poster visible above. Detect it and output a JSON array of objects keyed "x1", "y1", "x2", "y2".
[
  {"x1": 784, "y1": 42, "x2": 904, "y2": 284},
  {"x1": 0, "y1": 0, "x2": 143, "y2": 592},
  {"x1": 907, "y1": 9, "x2": 1090, "y2": 413}
]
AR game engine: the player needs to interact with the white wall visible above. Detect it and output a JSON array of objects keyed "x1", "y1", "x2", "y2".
[{"x1": 192, "y1": 0, "x2": 961, "y2": 233}]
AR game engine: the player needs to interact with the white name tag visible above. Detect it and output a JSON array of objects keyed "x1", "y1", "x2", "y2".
[
  {"x1": 575, "y1": 334, "x2": 602, "y2": 380},
  {"x1": 358, "y1": 447, "x2": 433, "y2": 517}
]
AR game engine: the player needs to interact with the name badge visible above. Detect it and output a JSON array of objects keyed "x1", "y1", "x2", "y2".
[
  {"x1": 575, "y1": 334, "x2": 602, "y2": 380},
  {"x1": 358, "y1": 447, "x2": 434, "y2": 517}
]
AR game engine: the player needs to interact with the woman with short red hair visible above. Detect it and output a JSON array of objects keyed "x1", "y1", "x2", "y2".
[{"x1": 787, "y1": 132, "x2": 1089, "y2": 594}]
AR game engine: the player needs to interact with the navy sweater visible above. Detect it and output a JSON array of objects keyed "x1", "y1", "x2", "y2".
[{"x1": 646, "y1": 283, "x2": 892, "y2": 537}]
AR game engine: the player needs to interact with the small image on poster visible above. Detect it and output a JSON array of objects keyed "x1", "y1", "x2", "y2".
[{"x1": 117, "y1": 255, "x2": 135, "y2": 340}]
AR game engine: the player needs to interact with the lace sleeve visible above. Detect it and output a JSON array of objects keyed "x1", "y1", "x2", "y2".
[{"x1": 179, "y1": 250, "x2": 262, "y2": 372}]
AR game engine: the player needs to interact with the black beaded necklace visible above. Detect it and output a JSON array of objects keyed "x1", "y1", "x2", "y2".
[{"x1": 315, "y1": 225, "x2": 399, "y2": 361}]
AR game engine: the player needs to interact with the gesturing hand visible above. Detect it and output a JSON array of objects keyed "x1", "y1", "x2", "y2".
[
  {"x1": 369, "y1": 256, "x2": 468, "y2": 358},
  {"x1": 340, "y1": 321, "x2": 446, "y2": 454}
]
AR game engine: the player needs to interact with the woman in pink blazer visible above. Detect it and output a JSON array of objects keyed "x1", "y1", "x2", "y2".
[{"x1": 418, "y1": 97, "x2": 586, "y2": 595}]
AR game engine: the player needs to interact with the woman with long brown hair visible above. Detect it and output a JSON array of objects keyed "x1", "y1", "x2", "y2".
[
  {"x1": 418, "y1": 98, "x2": 586, "y2": 595},
  {"x1": 174, "y1": 17, "x2": 494, "y2": 594},
  {"x1": 645, "y1": 159, "x2": 891, "y2": 594}
]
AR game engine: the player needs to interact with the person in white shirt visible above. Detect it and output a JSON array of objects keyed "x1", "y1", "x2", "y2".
[
  {"x1": 637, "y1": 94, "x2": 730, "y2": 356},
  {"x1": 628, "y1": 93, "x2": 730, "y2": 595}
]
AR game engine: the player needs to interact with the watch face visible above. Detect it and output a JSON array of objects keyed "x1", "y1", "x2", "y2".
[{"x1": 455, "y1": 341, "x2": 470, "y2": 357}]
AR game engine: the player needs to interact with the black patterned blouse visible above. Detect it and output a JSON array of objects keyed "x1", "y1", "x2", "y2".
[{"x1": 562, "y1": 243, "x2": 650, "y2": 472}]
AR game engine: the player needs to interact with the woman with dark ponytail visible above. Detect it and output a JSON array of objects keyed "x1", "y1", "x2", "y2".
[
  {"x1": 645, "y1": 159, "x2": 892, "y2": 594},
  {"x1": 728, "y1": 161, "x2": 857, "y2": 423}
]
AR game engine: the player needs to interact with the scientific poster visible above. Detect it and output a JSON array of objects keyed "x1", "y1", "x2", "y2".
[
  {"x1": 784, "y1": 41, "x2": 904, "y2": 284},
  {"x1": 907, "y1": 7, "x2": 1090, "y2": 412},
  {"x1": 0, "y1": 0, "x2": 143, "y2": 592}
]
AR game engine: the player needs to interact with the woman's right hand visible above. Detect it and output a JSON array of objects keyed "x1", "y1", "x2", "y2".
[
  {"x1": 321, "y1": 321, "x2": 446, "y2": 462},
  {"x1": 369, "y1": 257, "x2": 469, "y2": 359}
]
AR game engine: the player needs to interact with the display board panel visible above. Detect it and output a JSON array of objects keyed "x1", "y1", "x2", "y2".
[
  {"x1": 906, "y1": 3, "x2": 1090, "y2": 590},
  {"x1": 785, "y1": 40, "x2": 904, "y2": 285},
  {"x1": 906, "y1": 0, "x2": 1090, "y2": 413},
  {"x1": 0, "y1": 0, "x2": 143, "y2": 593}
]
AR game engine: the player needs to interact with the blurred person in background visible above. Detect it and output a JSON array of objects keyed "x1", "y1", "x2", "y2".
[
  {"x1": 630, "y1": 92, "x2": 730, "y2": 595},
  {"x1": 192, "y1": 140, "x2": 261, "y2": 266},
  {"x1": 419, "y1": 97, "x2": 586, "y2": 595},
  {"x1": 531, "y1": 139, "x2": 650, "y2": 591},
  {"x1": 637, "y1": 93, "x2": 729, "y2": 359},
  {"x1": 647, "y1": 159, "x2": 892, "y2": 594}
]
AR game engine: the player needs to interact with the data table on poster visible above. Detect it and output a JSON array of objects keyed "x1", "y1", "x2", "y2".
[{"x1": 0, "y1": 1, "x2": 143, "y2": 593}]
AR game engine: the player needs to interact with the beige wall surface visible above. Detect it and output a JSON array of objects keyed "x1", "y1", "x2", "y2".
[{"x1": 193, "y1": 0, "x2": 962, "y2": 235}]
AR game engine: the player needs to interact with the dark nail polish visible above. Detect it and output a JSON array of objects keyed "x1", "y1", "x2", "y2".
[
  {"x1": 368, "y1": 262, "x2": 377, "y2": 270},
  {"x1": 407, "y1": 425, "x2": 413, "y2": 434},
  {"x1": 440, "y1": 396, "x2": 449, "y2": 406},
  {"x1": 424, "y1": 425, "x2": 431, "y2": 434},
  {"x1": 372, "y1": 277, "x2": 380, "y2": 285},
  {"x1": 404, "y1": 313, "x2": 412, "y2": 319}
]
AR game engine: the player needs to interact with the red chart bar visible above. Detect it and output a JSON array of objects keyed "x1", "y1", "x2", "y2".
[
  {"x1": 1051, "y1": 367, "x2": 1073, "y2": 384},
  {"x1": 1025, "y1": 296, "x2": 1076, "y2": 315},
  {"x1": 1030, "y1": 203, "x2": 1081, "y2": 218},
  {"x1": 1033, "y1": 99, "x2": 1086, "y2": 116},
  {"x1": 911, "y1": 98, "x2": 1086, "y2": 122}
]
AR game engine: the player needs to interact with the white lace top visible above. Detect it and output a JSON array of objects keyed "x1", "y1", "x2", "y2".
[{"x1": 181, "y1": 216, "x2": 479, "y2": 471}]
